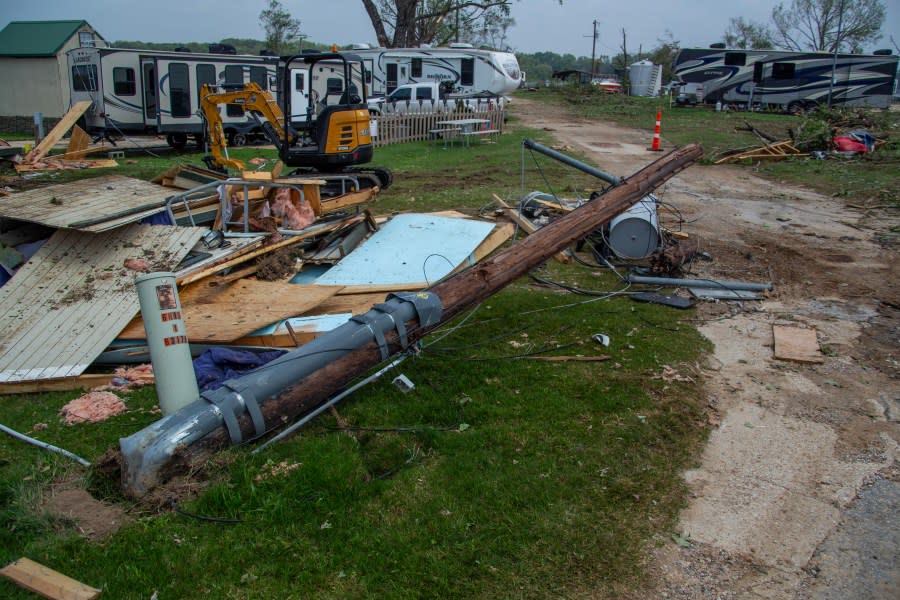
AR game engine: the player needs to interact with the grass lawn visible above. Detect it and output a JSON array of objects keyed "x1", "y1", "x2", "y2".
[{"x1": 0, "y1": 114, "x2": 711, "y2": 598}]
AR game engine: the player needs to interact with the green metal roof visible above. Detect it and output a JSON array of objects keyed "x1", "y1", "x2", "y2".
[{"x1": 0, "y1": 20, "x2": 92, "y2": 57}]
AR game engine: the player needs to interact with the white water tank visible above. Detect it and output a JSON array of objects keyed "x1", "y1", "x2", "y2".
[{"x1": 629, "y1": 60, "x2": 662, "y2": 97}]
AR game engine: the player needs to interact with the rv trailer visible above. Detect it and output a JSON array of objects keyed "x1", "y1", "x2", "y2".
[
  {"x1": 672, "y1": 47, "x2": 898, "y2": 110},
  {"x1": 350, "y1": 44, "x2": 522, "y2": 98},
  {"x1": 67, "y1": 47, "x2": 280, "y2": 147}
]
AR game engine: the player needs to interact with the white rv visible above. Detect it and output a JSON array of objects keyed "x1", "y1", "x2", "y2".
[
  {"x1": 672, "y1": 47, "x2": 899, "y2": 110},
  {"x1": 67, "y1": 47, "x2": 279, "y2": 147},
  {"x1": 351, "y1": 44, "x2": 522, "y2": 98}
]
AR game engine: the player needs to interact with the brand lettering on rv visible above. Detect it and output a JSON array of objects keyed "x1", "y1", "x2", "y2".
[
  {"x1": 426, "y1": 74, "x2": 452, "y2": 80},
  {"x1": 72, "y1": 54, "x2": 93, "y2": 64}
]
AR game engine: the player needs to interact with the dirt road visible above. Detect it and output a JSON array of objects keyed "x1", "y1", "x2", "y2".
[{"x1": 509, "y1": 97, "x2": 899, "y2": 598}]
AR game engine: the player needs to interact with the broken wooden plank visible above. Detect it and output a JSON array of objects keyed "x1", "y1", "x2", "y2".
[
  {"x1": 773, "y1": 325, "x2": 824, "y2": 364},
  {"x1": 24, "y1": 101, "x2": 92, "y2": 163},
  {"x1": 64, "y1": 125, "x2": 90, "y2": 160},
  {"x1": 0, "y1": 374, "x2": 116, "y2": 396},
  {"x1": 14, "y1": 158, "x2": 119, "y2": 173},
  {"x1": 1, "y1": 557, "x2": 101, "y2": 600},
  {"x1": 117, "y1": 281, "x2": 343, "y2": 343},
  {"x1": 317, "y1": 186, "x2": 379, "y2": 215}
]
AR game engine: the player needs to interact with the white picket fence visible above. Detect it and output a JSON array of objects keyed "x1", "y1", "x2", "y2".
[{"x1": 371, "y1": 108, "x2": 506, "y2": 147}]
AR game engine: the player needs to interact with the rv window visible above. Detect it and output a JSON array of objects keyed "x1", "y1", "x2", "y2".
[
  {"x1": 196, "y1": 64, "x2": 216, "y2": 97},
  {"x1": 772, "y1": 62, "x2": 796, "y2": 79},
  {"x1": 724, "y1": 52, "x2": 746, "y2": 66},
  {"x1": 416, "y1": 87, "x2": 432, "y2": 100},
  {"x1": 78, "y1": 32, "x2": 95, "y2": 48},
  {"x1": 326, "y1": 78, "x2": 343, "y2": 94},
  {"x1": 113, "y1": 67, "x2": 136, "y2": 96},
  {"x1": 168, "y1": 63, "x2": 191, "y2": 118},
  {"x1": 389, "y1": 87, "x2": 411, "y2": 101},
  {"x1": 461, "y1": 58, "x2": 474, "y2": 86},
  {"x1": 295, "y1": 72, "x2": 305, "y2": 92},
  {"x1": 412, "y1": 58, "x2": 422, "y2": 78},
  {"x1": 71, "y1": 65, "x2": 98, "y2": 92},
  {"x1": 224, "y1": 65, "x2": 244, "y2": 116},
  {"x1": 250, "y1": 66, "x2": 268, "y2": 90}
]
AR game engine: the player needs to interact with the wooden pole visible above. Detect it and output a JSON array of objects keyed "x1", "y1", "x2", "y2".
[{"x1": 116, "y1": 143, "x2": 704, "y2": 493}]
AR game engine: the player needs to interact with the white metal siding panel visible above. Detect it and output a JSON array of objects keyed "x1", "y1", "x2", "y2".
[
  {"x1": 0, "y1": 175, "x2": 177, "y2": 232},
  {"x1": 0, "y1": 224, "x2": 205, "y2": 382}
]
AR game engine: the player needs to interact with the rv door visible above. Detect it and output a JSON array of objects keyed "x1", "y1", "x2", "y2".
[
  {"x1": 386, "y1": 62, "x2": 399, "y2": 94},
  {"x1": 141, "y1": 59, "x2": 158, "y2": 126}
]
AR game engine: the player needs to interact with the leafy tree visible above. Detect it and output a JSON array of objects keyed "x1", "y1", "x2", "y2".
[
  {"x1": 724, "y1": 17, "x2": 774, "y2": 49},
  {"x1": 771, "y1": 0, "x2": 885, "y2": 52},
  {"x1": 645, "y1": 31, "x2": 680, "y2": 83},
  {"x1": 259, "y1": 0, "x2": 304, "y2": 55},
  {"x1": 361, "y1": 1, "x2": 560, "y2": 48}
]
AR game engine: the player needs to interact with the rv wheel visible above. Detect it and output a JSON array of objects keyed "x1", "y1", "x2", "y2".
[
  {"x1": 166, "y1": 133, "x2": 188, "y2": 149},
  {"x1": 786, "y1": 101, "x2": 804, "y2": 114},
  {"x1": 228, "y1": 132, "x2": 247, "y2": 147}
]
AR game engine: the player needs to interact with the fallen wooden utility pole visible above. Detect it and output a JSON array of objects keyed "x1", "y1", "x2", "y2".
[{"x1": 117, "y1": 142, "x2": 703, "y2": 497}]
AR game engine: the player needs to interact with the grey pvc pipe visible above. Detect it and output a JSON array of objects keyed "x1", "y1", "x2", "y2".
[
  {"x1": 120, "y1": 291, "x2": 442, "y2": 497},
  {"x1": 522, "y1": 138, "x2": 622, "y2": 185},
  {"x1": 0, "y1": 423, "x2": 91, "y2": 467},
  {"x1": 626, "y1": 274, "x2": 773, "y2": 291}
]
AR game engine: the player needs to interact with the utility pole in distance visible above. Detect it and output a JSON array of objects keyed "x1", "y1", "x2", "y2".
[{"x1": 590, "y1": 20, "x2": 599, "y2": 77}]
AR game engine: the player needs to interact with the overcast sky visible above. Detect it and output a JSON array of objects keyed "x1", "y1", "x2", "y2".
[{"x1": 3, "y1": 0, "x2": 899, "y2": 56}]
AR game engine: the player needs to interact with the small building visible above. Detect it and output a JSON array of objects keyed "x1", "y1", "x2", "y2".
[{"x1": 0, "y1": 20, "x2": 107, "y2": 132}]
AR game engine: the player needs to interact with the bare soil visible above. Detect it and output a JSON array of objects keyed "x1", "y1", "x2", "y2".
[{"x1": 509, "y1": 97, "x2": 900, "y2": 598}]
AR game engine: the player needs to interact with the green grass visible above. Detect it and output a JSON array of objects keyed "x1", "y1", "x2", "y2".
[
  {"x1": 520, "y1": 86, "x2": 900, "y2": 207},
  {"x1": 0, "y1": 116, "x2": 711, "y2": 598}
]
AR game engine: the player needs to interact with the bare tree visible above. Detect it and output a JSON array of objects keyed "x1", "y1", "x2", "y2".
[
  {"x1": 361, "y1": 1, "x2": 557, "y2": 48},
  {"x1": 771, "y1": 0, "x2": 885, "y2": 52},
  {"x1": 259, "y1": 0, "x2": 304, "y2": 55},
  {"x1": 724, "y1": 17, "x2": 774, "y2": 49}
]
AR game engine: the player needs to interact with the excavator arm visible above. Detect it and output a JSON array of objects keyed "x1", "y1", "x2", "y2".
[{"x1": 199, "y1": 82, "x2": 294, "y2": 172}]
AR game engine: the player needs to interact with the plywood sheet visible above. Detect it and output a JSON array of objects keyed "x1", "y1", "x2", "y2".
[
  {"x1": 0, "y1": 175, "x2": 175, "y2": 232},
  {"x1": 118, "y1": 280, "x2": 343, "y2": 342},
  {"x1": 314, "y1": 213, "x2": 495, "y2": 287},
  {"x1": 0, "y1": 224, "x2": 205, "y2": 382},
  {"x1": 773, "y1": 325, "x2": 824, "y2": 364}
]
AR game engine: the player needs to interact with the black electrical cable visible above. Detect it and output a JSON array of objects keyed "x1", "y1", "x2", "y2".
[{"x1": 171, "y1": 501, "x2": 242, "y2": 524}]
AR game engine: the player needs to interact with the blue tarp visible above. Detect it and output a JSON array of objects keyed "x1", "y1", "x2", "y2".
[{"x1": 193, "y1": 347, "x2": 287, "y2": 392}]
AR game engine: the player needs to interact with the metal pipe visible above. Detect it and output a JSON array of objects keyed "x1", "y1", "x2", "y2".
[
  {"x1": 522, "y1": 138, "x2": 621, "y2": 185},
  {"x1": 626, "y1": 274, "x2": 772, "y2": 291},
  {"x1": 0, "y1": 423, "x2": 91, "y2": 467},
  {"x1": 251, "y1": 354, "x2": 408, "y2": 454}
]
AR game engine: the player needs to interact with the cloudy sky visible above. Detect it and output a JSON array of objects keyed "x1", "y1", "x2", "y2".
[{"x1": 3, "y1": 0, "x2": 899, "y2": 56}]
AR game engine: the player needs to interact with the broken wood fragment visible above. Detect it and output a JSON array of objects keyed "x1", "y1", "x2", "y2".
[
  {"x1": 1, "y1": 557, "x2": 101, "y2": 600},
  {"x1": 24, "y1": 101, "x2": 92, "y2": 163},
  {"x1": 773, "y1": 325, "x2": 824, "y2": 364}
]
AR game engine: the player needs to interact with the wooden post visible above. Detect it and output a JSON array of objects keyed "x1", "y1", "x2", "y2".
[{"x1": 116, "y1": 143, "x2": 704, "y2": 494}]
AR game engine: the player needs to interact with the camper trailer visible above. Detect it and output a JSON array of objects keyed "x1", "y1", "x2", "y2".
[
  {"x1": 351, "y1": 44, "x2": 522, "y2": 98},
  {"x1": 672, "y1": 47, "x2": 898, "y2": 110},
  {"x1": 67, "y1": 46, "x2": 279, "y2": 147}
]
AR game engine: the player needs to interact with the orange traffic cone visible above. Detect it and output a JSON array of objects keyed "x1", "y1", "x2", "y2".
[{"x1": 647, "y1": 110, "x2": 663, "y2": 152}]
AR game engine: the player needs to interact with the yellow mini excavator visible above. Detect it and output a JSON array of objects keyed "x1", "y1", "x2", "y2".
[{"x1": 199, "y1": 52, "x2": 391, "y2": 194}]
